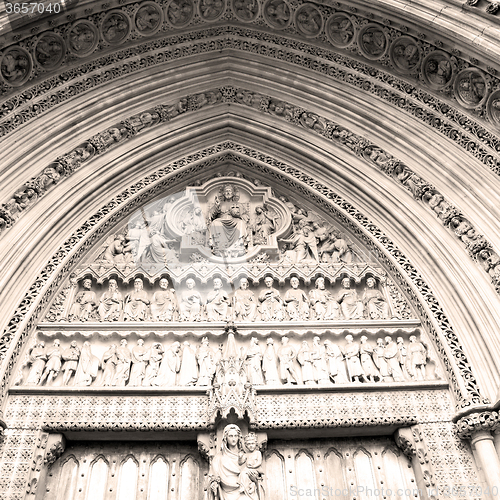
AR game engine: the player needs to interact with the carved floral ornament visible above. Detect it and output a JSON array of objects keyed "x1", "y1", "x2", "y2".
[
  {"x1": 2, "y1": 86, "x2": 500, "y2": 303},
  {"x1": 0, "y1": 146, "x2": 485, "y2": 415}
]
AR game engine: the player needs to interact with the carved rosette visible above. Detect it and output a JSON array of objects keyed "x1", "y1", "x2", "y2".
[
  {"x1": 134, "y1": 2, "x2": 163, "y2": 36},
  {"x1": 0, "y1": 46, "x2": 32, "y2": 87},
  {"x1": 325, "y1": 13, "x2": 356, "y2": 49},
  {"x1": 66, "y1": 20, "x2": 99, "y2": 57},
  {"x1": 358, "y1": 23, "x2": 388, "y2": 60},
  {"x1": 34, "y1": 33, "x2": 66, "y2": 71},
  {"x1": 456, "y1": 410, "x2": 500, "y2": 440}
]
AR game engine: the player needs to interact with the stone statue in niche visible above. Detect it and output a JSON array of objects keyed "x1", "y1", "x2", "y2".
[
  {"x1": 309, "y1": 277, "x2": 340, "y2": 320},
  {"x1": 124, "y1": 278, "x2": 150, "y2": 321},
  {"x1": 343, "y1": 334, "x2": 365, "y2": 383},
  {"x1": 311, "y1": 336, "x2": 330, "y2": 384},
  {"x1": 278, "y1": 336, "x2": 301, "y2": 385},
  {"x1": 180, "y1": 278, "x2": 203, "y2": 321},
  {"x1": 98, "y1": 279, "x2": 123, "y2": 321},
  {"x1": 383, "y1": 336, "x2": 405, "y2": 382},
  {"x1": 397, "y1": 337, "x2": 410, "y2": 380},
  {"x1": 143, "y1": 342, "x2": 164, "y2": 386},
  {"x1": 74, "y1": 341, "x2": 99, "y2": 386},
  {"x1": 233, "y1": 277, "x2": 257, "y2": 321},
  {"x1": 61, "y1": 341, "x2": 80, "y2": 385},
  {"x1": 337, "y1": 278, "x2": 363, "y2": 320},
  {"x1": 111, "y1": 339, "x2": 132, "y2": 386},
  {"x1": 262, "y1": 338, "x2": 280, "y2": 385},
  {"x1": 128, "y1": 339, "x2": 149, "y2": 386},
  {"x1": 297, "y1": 341, "x2": 315, "y2": 385},
  {"x1": 279, "y1": 219, "x2": 319, "y2": 262},
  {"x1": 196, "y1": 337, "x2": 215, "y2": 386},
  {"x1": 208, "y1": 183, "x2": 250, "y2": 257},
  {"x1": 362, "y1": 277, "x2": 390, "y2": 319},
  {"x1": 69, "y1": 278, "x2": 97, "y2": 321},
  {"x1": 207, "y1": 424, "x2": 264, "y2": 500},
  {"x1": 258, "y1": 277, "x2": 284, "y2": 321},
  {"x1": 408, "y1": 335, "x2": 427, "y2": 380},
  {"x1": 359, "y1": 336, "x2": 380, "y2": 382},
  {"x1": 373, "y1": 338, "x2": 390, "y2": 380},
  {"x1": 323, "y1": 339, "x2": 348, "y2": 383},
  {"x1": 284, "y1": 277, "x2": 310, "y2": 321},
  {"x1": 154, "y1": 341, "x2": 181, "y2": 387},
  {"x1": 252, "y1": 205, "x2": 278, "y2": 245},
  {"x1": 101, "y1": 344, "x2": 118, "y2": 386},
  {"x1": 150, "y1": 278, "x2": 177, "y2": 321},
  {"x1": 25, "y1": 341, "x2": 47, "y2": 385},
  {"x1": 178, "y1": 341, "x2": 198, "y2": 385},
  {"x1": 39, "y1": 340, "x2": 62, "y2": 386},
  {"x1": 206, "y1": 278, "x2": 230, "y2": 322},
  {"x1": 244, "y1": 337, "x2": 264, "y2": 385}
]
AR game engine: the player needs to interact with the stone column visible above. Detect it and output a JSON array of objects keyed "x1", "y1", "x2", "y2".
[
  {"x1": 456, "y1": 411, "x2": 500, "y2": 490},
  {"x1": 395, "y1": 426, "x2": 436, "y2": 500}
]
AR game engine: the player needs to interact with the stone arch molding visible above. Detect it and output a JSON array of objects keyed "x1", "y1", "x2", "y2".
[
  {"x1": 3, "y1": 85, "x2": 500, "y2": 300},
  {"x1": 0, "y1": 139, "x2": 487, "y2": 420}
]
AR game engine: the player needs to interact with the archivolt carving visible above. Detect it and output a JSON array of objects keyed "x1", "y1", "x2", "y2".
[
  {"x1": 0, "y1": 142, "x2": 486, "y2": 413},
  {"x1": 3, "y1": 85, "x2": 500, "y2": 301}
]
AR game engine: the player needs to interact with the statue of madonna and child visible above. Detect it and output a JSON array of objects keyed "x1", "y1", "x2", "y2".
[{"x1": 206, "y1": 424, "x2": 264, "y2": 500}]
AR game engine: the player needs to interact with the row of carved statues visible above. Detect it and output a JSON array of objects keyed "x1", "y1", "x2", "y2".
[
  {"x1": 19, "y1": 334, "x2": 435, "y2": 388},
  {"x1": 67, "y1": 275, "x2": 392, "y2": 322}
]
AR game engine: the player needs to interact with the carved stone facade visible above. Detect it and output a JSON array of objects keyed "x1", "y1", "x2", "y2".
[{"x1": 1, "y1": 0, "x2": 500, "y2": 498}]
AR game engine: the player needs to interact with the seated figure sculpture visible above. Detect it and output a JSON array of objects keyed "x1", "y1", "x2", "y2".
[
  {"x1": 179, "y1": 278, "x2": 203, "y2": 321},
  {"x1": 150, "y1": 277, "x2": 177, "y2": 321},
  {"x1": 124, "y1": 278, "x2": 150, "y2": 321},
  {"x1": 69, "y1": 278, "x2": 97, "y2": 321},
  {"x1": 98, "y1": 279, "x2": 123, "y2": 321},
  {"x1": 337, "y1": 278, "x2": 363, "y2": 320},
  {"x1": 309, "y1": 277, "x2": 340, "y2": 320},
  {"x1": 362, "y1": 277, "x2": 390, "y2": 320},
  {"x1": 206, "y1": 278, "x2": 230, "y2": 321},
  {"x1": 284, "y1": 277, "x2": 309, "y2": 320},
  {"x1": 233, "y1": 277, "x2": 257, "y2": 321},
  {"x1": 258, "y1": 277, "x2": 284, "y2": 321}
]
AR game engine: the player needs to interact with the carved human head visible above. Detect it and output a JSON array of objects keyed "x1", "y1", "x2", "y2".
[
  {"x1": 159, "y1": 278, "x2": 169, "y2": 289},
  {"x1": 360, "y1": 336, "x2": 367, "y2": 343},
  {"x1": 397, "y1": 337, "x2": 404, "y2": 344},
  {"x1": 70, "y1": 341, "x2": 78, "y2": 348},
  {"x1": 366, "y1": 277, "x2": 376, "y2": 288},
  {"x1": 315, "y1": 277, "x2": 325, "y2": 289},
  {"x1": 83, "y1": 279, "x2": 92, "y2": 289},
  {"x1": 409, "y1": 335, "x2": 417, "y2": 343},
  {"x1": 53, "y1": 339, "x2": 60, "y2": 347},
  {"x1": 186, "y1": 278, "x2": 196, "y2": 289},
  {"x1": 134, "y1": 278, "x2": 143, "y2": 289},
  {"x1": 213, "y1": 278, "x2": 223, "y2": 289},
  {"x1": 137, "y1": 339, "x2": 144, "y2": 346},
  {"x1": 251, "y1": 337, "x2": 258, "y2": 345},
  {"x1": 239, "y1": 277, "x2": 249, "y2": 289},
  {"x1": 267, "y1": 338, "x2": 274, "y2": 345},
  {"x1": 376, "y1": 338, "x2": 385, "y2": 346},
  {"x1": 201, "y1": 337, "x2": 209, "y2": 346},
  {"x1": 345, "y1": 334, "x2": 353, "y2": 343},
  {"x1": 245, "y1": 432, "x2": 258, "y2": 452},
  {"x1": 109, "y1": 279, "x2": 118, "y2": 289},
  {"x1": 341, "y1": 278, "x2": 351, "y2": 288},
  {"x1": 324, "y1": 339, "x2": 331, "y2": 346},
  {"x1": 120, "y1": 339, "x2": 127, "y2": 347},
  {"x1": 223, "y1": 424, "x2": 242, "y2": 450},
  {"x1": 172, "y1": 341, "x2": 181, "y2": 352},
  {"x1": 385, "y1": 336, "x2": 392, "y2": 344},
  {"x1": 290, "y1": 277, "x2": 300, "y2": 288},
  {"x1": 223, "y1": 184, "x2": 234, "y2": 199},
  {"x1": 281, "y1": 336, "x2": 289, "y2": 345},
  {"x1": 264, "y1": 277, "x2": 274, "y2": 287}
]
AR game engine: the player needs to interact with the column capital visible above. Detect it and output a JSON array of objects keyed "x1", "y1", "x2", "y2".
[{"x1": 456, "y1": 410, "x2": 500, "y2": 440}]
